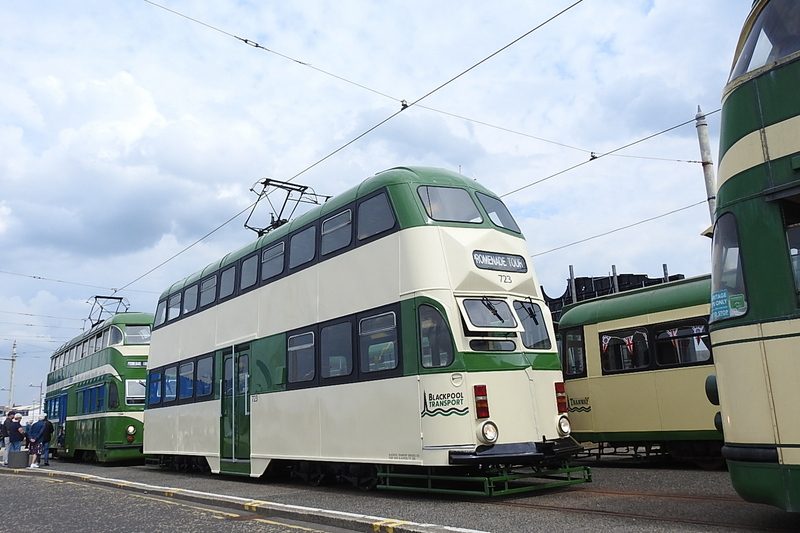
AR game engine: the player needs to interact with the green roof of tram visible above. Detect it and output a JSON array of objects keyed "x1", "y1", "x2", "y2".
[
  {"x1": 161, "y1": 166, "x2": 497, "y2": 299},
  {"x1": 557, "y1": 274, "x2": 711, "y2": 328}
]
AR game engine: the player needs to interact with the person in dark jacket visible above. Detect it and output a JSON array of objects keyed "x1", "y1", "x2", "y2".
[
  {"x1": 7, "y1": 413, "x2": 25, "y2": 454},
  {"x1": 40, "y1": 415, "x2": 54, "y2": 466}
]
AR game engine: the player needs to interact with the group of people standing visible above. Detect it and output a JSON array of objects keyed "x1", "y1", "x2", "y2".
[{"x1": 1, "y1": 411, "x2": 53, "y2": 468}]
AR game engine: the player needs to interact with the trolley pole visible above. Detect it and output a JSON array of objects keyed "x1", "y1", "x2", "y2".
[{"x1": 695, "y1": 105, "x2": 717, "y2": 223}]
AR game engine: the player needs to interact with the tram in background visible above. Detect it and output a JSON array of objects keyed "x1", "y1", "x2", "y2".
[
  {"x1": 706, "y1": 0, "x2": 800, "y2": 512},
  {"x1": 45, "y1": 312, "x2": 152, "y2": 462},
  {"x1": 144, "y1": 166, "x2": 588, "y2": 496},
  {"x1": 559, "y1": 275, "x2": 722, "y2": 466}
]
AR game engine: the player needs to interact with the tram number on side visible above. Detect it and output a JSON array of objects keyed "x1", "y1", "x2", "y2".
[{"x1": 498, "y1": 274, "x2": 512, "y2": 284}]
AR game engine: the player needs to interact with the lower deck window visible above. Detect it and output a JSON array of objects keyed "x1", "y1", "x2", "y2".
[
  {"x1": 359, "y1": 312, "x2": 398, "y2": 373},
  {"x1": 288, "y1": 332, "x2": 315, "y2": 382},
  {"x1": 561, "y1": 328, "x2": 586, "y2": 377}
]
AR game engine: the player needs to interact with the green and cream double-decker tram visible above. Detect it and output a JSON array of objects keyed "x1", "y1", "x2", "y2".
[
  {"x1": 45, "y1": 312, "x2": 152, "y2": 462},
  {"x1": 559, "y1": 276, "x2": 722, "y2": 465},
  {"x1": 706, "y1": 0, "x2": 800, "y2": 511},
  {"x1": 144, "y1": 166, "x2": 587, "y2": 495}
]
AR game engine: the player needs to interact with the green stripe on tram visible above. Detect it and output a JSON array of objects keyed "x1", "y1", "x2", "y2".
[{"x1": 719, "y1": 57, "x2": 800, "y2": 158}]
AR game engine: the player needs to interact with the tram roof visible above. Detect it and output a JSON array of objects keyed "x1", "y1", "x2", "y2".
[
  {"x1": 557, "y1": 274, "x2": 711, "y2": 328},
  {"x1": 161, "y1": 166, "x2": 499, "y2": 299},
  {"x1": 52, "y1": 311, "x2": 154, "y2": 357}
]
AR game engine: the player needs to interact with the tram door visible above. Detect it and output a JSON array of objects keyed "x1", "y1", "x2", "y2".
[{"x1": 221, "y1": 345, "x2": 251, "y2": 466}]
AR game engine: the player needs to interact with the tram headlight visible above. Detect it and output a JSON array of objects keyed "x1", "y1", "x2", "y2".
[
  {"x1": 557, "y1": 416, "x2": 571, "y2": 437},
  {"x1": 126, "y1": 425, "x2": 136, "y2": 436},
  {"x1": 478, "y1": 421, "x2": 499, "y2": 444}
]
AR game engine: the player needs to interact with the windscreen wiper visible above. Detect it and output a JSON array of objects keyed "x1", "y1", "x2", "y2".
[{"x1": 481, "y1": 297, "x2": 504, "y2": 322}]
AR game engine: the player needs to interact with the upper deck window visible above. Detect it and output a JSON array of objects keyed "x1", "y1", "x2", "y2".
[
  {"x1": 125, "y1": 325, "x2": 151, "y2": 345},
  {"x1": 154, "y1": 300, "x2": 166, "y2": 327},
  {"x1": 240, "y1": 255, "x2": 258, "y2": 291},
  {"x1": 357, "y1": 192, "x2": 395, "y2": 241},
  {"x1": 109, "y1": 326, "x2": 123, "y2": 346},
  {"x1": 321, "y1": 210, "x2": 352, "y2": 256},
  {"x1": 711, "y1": 213, "x2": 749, "y2": 321},
  {"x1": 418, "y1": 186, "x2": 482, "y2": 223},
  {"x1": 167, "y1": 293, "x2": 181, "y2": 321},
  {"x1": 476, "y1": 192, "x2": 521, "y2": 233},
  {"x1": 199, "y1": 275, "x2": 217, "y2": 308},
  {"x1": 183, "y1": 284, "x2": 198, "y2": 314},
  {"x1": 261, "y1": 242, "x2": 285, "y2": 281},
  {"x1": 219, "y1": 266, "x2": 236, "y2": 300},
  {"x1": 289, "y1": 226, "x2": 316, "y2": 269},
  {"x1": 730, "y1": 0, "x2": 800, "y2": 82}
]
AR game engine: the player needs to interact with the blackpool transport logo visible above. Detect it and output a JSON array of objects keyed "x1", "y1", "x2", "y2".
[{"x1": 420, "y1": 390, "x2": 469, "y2": 417}]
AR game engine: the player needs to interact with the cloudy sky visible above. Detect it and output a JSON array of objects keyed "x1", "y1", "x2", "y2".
[{"x1": 1, "y1": 0, "x2": 752, "y2": 406}]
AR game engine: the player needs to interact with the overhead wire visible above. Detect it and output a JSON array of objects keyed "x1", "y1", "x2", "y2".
[
  {"x1": 500, "y1": 109, "x2": 720, "y2": 198},
  {"x1": 117, "y1": 0, "x2": 586, "y2": 292},
  {"x1": 530, "y1": 200, "x2": 708, "y2": 257},
  {"x1": 0, "y1": 311, "x2": 84, "y2": 322},
  {"x1": 142, "y1": 0, "x2": 703, "y2": 166}
]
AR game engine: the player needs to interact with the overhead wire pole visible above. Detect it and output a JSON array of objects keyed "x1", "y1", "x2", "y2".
[{"x1": 1, "y1": 340, "x2": 17, "y2": 407}]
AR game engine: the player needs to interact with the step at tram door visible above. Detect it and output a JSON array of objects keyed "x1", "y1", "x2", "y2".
[{"x1": 221, "y1": 344, "x2": 251, "y2": 472}]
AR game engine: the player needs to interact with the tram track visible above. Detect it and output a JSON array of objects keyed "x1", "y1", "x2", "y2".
[{"x1": 570, "y1": 485, "x2": 743, "y2": 503}]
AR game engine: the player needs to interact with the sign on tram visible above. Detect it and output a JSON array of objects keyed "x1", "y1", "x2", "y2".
[{"x1": 472, "y1": 250, "x2": 528, "y2": 273}]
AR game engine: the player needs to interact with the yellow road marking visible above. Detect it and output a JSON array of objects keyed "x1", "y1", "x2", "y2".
[{"x1": 372, "y1": 518, "x2": 409, "y2": 532}]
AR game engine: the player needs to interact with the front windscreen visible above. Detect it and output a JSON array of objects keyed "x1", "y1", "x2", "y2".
[
  {"x1": 730, "y1": 0, "x2": 800, "y2": 81},
  {"x1": 463, "y1": 298, "x2": 517, "y2": 328},
  {"x1": 125, "y1": 325, "x2": 151, "y2": 345},
  {"x1": 711, "y1": 213, "x2": 749, "y2": 321},
  {"x1": 514, "y1": 300, "x2": 551, "y2": 349},
  {"x1": 418, "y1": 186, "x2": 483, "y2": 223},
  {"x1": 476, "y1": 192, "x2": 521, "y2": 233}
]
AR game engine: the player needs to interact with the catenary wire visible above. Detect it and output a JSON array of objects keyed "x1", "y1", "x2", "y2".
[
  {"x1": 0, "y1": 311, "x2": 84, "y2": 322},
  {"x1": 501, "y1": 109, "x2": 720, "y2": 198},
  {"x1": 142, "y1": 0, "x2": 701, "y2": 165},
  {"x1": 530, "y1": 200, "x2": 707, "y2": 257},
  {"x1": 117, "y1": 1, "x2": 585, "y2": 292}
]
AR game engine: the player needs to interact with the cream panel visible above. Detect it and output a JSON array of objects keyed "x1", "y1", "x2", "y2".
[
  {"x1": 120, "y1": 345, "x2": 149, "y2": 357},
  {"x1": 599, "y1": 304, "x2": 708, "y2": 333},
  {"x1": 780, "y1": 448, "x2": 800, "y2": 465},
  {"x1": 718, "y1": 129, "x2": 765, "y2": 188},
  {"x1": 143, "y1": 401, "x2": 220, "y2": 455},
  {"x1": 590, "y1": 373, "x2": 660, "y2": 432},
  {"x1": 761, "y1": 318, "x2": 800, "y2": 337},
  {"x1": 718, "y1": 115, "x2": 800, "y2": 188},
  {"x1": 583, "y1": 324, "x2": 602, "y2": 378},
  {"x1": 525, "y1": 369, "x2": 565, "y2": 440},
  {"x1": 318, "y1": 236, "x2": 400, "y2": 322},
  {"x1": 764, "y1": 337, "x2": 800, "y2": 446},
  {"x1": 398, "y1": 227, "x2": 450, "y2": 295},
  {"x1": 711, "y1": 324, "x2": 762, "y2": 345},
  {"x1": 654, "y1": 367, "x2": 718, "y2": 431},
  {"x1": 436, "y1": 227, "x2": 539, "y2": 296},
  {"x1": 419, "y1": 373, "x2": 472, "y2": 448},
  {"x1": 564, "y1": 379, "x2": 594, "y2": 435},
  {"x1": 250, "y1": 376, "x2": 421, "y2": 464},
  {"x1": 216, "y1": 290, "x2": 259, "y2": 346},
  {"x1": 714, "y1": 345, "x2": 776, "y2": 443}
]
